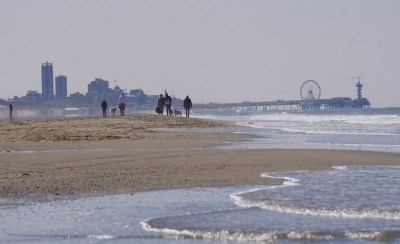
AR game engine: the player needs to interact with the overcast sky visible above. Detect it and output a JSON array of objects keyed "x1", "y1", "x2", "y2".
[{"x1": 1, "y1": 0, "x2": 399, "y2": 107}]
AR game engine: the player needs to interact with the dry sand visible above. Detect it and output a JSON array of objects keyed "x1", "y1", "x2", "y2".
[{"x1": 1, "y1": 115, "x2": 399, "y2": 201}]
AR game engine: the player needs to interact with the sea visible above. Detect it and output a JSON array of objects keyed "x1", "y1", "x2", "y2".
[{"x1": 1, "y1": 107, "x2": 400, "y2": 243}]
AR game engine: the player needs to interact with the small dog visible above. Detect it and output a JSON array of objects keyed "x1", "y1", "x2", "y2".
[
  {"x1": 110, "y1": 107, "x2": 117, "y2": 116},
  {"x1": 173, "y1": 109, "x2": 182, "y2": 117}
]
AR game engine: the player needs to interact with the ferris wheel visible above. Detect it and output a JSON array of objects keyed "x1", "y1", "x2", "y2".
[{"x1": 300, "y1": 80, "x2": 321, "y2": 101}]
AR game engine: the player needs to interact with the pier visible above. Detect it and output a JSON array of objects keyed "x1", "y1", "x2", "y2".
[
  {"x1": 195, "y1": 79, "x2": 370, "y2": 111},
  {"x1": 194, "y1": 98, "x2": 370, "y2": 111}
]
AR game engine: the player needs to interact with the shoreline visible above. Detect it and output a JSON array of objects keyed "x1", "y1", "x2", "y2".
[{"x1": 1, "y1": 115, "x2": 400, "y2": 202}]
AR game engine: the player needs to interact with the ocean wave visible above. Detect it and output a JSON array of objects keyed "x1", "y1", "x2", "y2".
[
  {"x1": 247, "y1": 113, "x2": 400, "y2": 125},
  {"x1": 142, "y1": 219, "x2": 399, "y2": 243},
  {"x1": 86, "y1": 234, "x2": 116, "y2": 240},
  {"x1": 233, "y1": 197, "x2": 400, "y2": 220},
  {"x1": 233, "y1": 166, "x2": 400, "y2": 220},
  {"x1": 142, "y1": 219, "x2": 334, "y2": 242},
  {"x1": 279, "y1": 127, "x2": 400, "y2": 136}
]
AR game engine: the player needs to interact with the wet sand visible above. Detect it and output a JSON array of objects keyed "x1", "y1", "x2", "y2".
[{"x1": 1, "y1": 115, "x2": 400, "y2": 201}]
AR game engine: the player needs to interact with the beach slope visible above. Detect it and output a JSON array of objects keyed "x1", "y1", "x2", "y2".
[{"x1": 1, "y1": 115, "x2": 399, "y2": 200}]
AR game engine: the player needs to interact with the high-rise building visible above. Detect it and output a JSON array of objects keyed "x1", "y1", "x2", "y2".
[
  {"x1": 55, "y1": 75, "x2": 68, "y2": 99},
  {"x1": 41, "y1": 62, "x2": 54, "y2": 100},
  {"x1": 87, "y1": 78, "x2": 109, "y2": 103}
]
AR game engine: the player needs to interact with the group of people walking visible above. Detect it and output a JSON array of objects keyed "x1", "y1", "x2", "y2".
[
  {"x1": 100, "y1": 92, "x2": 193, "y2": 118},
  {"x1": 156, "y1": 93, "x2": 192, "y2": 117},
  {"x1": 101, "y1": 93, "x2": 126, "y2": 117},
  {"x1": 156, "y1": 93, "x2": 172, "y2": 115}
]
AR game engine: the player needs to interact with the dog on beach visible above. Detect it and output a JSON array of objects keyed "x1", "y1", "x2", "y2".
[
  {"x1": 173, "y1": 109, "x2": 182, "y2": 117},
  {"x1": 110, "y1": 107, "x2": 117, "y2": 116}
]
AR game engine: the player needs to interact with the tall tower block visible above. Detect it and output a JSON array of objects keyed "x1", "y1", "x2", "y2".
[
  {"x1": 41, "y1": 62, "x2": 54, "y2": 100},
  {"x1": 55, "y1": 75, "x2": 68, "y2": 98}
]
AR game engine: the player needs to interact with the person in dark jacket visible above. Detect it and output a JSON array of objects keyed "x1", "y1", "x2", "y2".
[
  {"x1": 9, "y1": 103, "x2": 13, "y2": 120},
  {"x1": 183, "y1": 95, "x2": 192, "y2": 117},
  {"x1": 101, "y1": 99, "x2": 108, "y2": 117},
  {"x1": 157, "y1": 94, "x2": 164, "y2": 115},
  {"x1": 164, "y1": 93, "x2": 172, "y2": 116}
]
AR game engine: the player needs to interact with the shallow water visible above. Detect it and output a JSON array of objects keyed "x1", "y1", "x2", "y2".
[
  {"x1": 144, "y1": 166, "x2": 400, "y2": 243},
  {"x1": 0, "y1": 186, "x2": 257, "y2": 243},
  {"x1": 1, "y1": 166, "x2": 400, "y2": 243}
]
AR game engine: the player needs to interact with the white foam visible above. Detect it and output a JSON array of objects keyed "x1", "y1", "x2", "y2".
[
  {"x1": 280, "y1": 127, "x2": 400, "y2": 136},
  {"x1": 233, "y1": 168, "x2": 400, "y2": 220},
  {"x1": 142, "y1": 221, "x2": 334, "y2": 242},
  {"x1": 344, "y1": 231, "x2": 388, "y2": 242},
  {"x1": 247, "y1": 113, "x2": 400, "y2": 126},
  {"x1": 260, "y1": 173, "x2": 302, "y2": 186},
  {"x1": 86, "y1": 234, "x2": 116, "y2": 240},
  {"x1": 235, "y1": 197, "x2": 400, "y2": 220},
  {"x1": 308, "y1": 142, "x2": 400, "y2": 148},
  {"x1": 236, "y1": 112, "x2": 400, "y2": 138},
  {"x1": 231, "y1": 173, "x2": 302, "y2": 212},
  {"x1": 332, "y1": 165, "x2": 348, "y2": 171}
]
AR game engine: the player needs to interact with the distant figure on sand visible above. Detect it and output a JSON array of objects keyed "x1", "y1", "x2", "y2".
[
  {"x1": 101, "y1": 99, "x2": 108, "y2": 117},
  {"x1": 9, "y1": 103, "x2": 13, "y2": 120},
  {"x1": 118, "y1": 93, "x2": 126, "y2": 116},
  {"x1": 183, "y1": 95, "x2": 192, "y2": 117},
  {"x1": 156, "y1": 94, "x2": 164, "y2": 115},
  {"x1": 164, "y1": 93, "x2": 172, "y2": 116}
]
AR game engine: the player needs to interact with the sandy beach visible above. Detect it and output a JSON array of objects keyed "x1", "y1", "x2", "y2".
[{"x1": 1, "y1": 115, "x2": 399, "y2": 201}]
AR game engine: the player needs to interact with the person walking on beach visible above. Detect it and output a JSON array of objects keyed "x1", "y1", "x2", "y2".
[
  {"x1": 101, "y1": 99, "x2": 108, "y2": 117},
  {"x1": 9, "y1": 103, "x2": 13, "y2": 120},
  {"x1": 118, "y1": 93, "x2": 126, "y2": 116},
  {"x1": 164, "y1": 93, "x2": 172, "y2": 116},
  {"x1": 157, "y1": 94, "x2": 164, "y2": 115},
  {"x1": 183, "y1": 95, "x2": 192, "y2": 117}
]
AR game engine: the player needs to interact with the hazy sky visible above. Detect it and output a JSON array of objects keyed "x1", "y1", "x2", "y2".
[{"x1": 1, "y1": 0, "x2": 399, "y2": 107}]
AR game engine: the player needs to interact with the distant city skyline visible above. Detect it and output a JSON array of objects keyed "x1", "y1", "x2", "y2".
[{"x1": 1, "y1": 0, "x2": 399, "y2": 107}]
